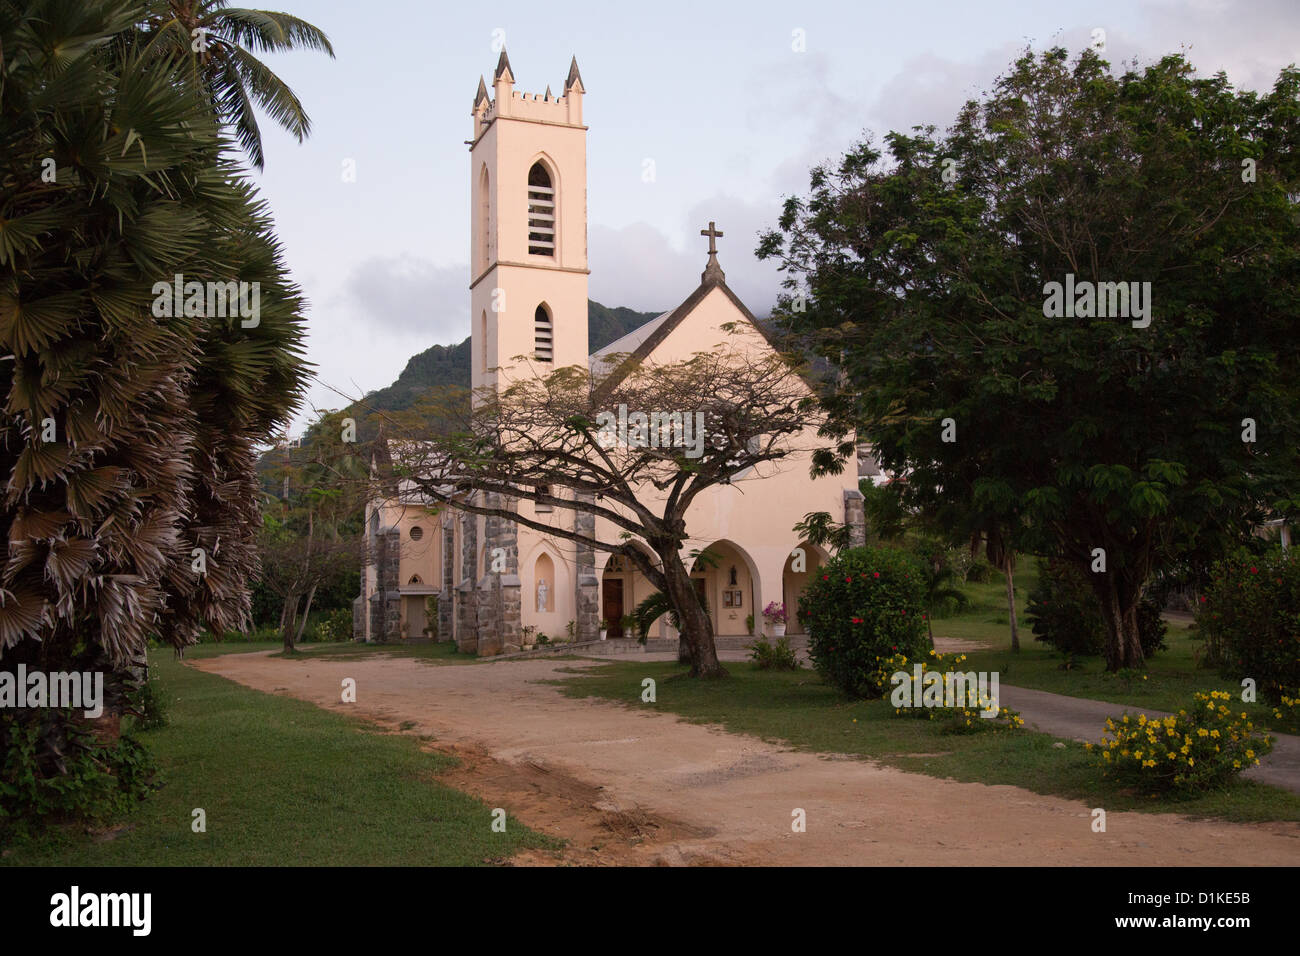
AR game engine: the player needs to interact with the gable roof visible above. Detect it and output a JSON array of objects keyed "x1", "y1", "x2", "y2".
[{"x1": 589, "y1": 274, "x2": 775, "y2": 404}]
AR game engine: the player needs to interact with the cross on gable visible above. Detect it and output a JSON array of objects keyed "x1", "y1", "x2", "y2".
[{"x1": 700, "y1": 221, "x2": 724, "y2": 255}]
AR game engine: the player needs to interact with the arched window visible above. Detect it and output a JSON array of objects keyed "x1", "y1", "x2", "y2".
[
  {"x1": 478, "y1": 165, "x2": 491, "y2": 269},
  {"x1": 534, "y1": 304, "x2": 553, "y2": 362},
  {"x1": 527, "y1": 162, "x2": 555, "y2": 256},
  {"x1": 408, "y1": 574, "x2": 423, "y2": 585}
]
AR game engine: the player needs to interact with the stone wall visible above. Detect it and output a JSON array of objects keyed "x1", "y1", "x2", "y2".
[
  {"x1": 455, "y1": 507, "x2": 479, "y2": 654},
  {"x1": 478, "y1": 491, "x2": 520, "y2": 655},
  {"x1": 844, "y1": 488, "x2": 866, "y2": 548},
  {"x1": 438, "y1": 522, "x2": 455, "y2": 642},
  {"x1": 573, "y1": 493, "x2": 600, "y2": 641}
]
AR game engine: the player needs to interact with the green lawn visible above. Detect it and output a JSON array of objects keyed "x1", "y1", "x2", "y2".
[
  {"x1": 927, "y1": 560, "x2": 1294, "y2": 734},
  {"x1": 556, "y1": 659, "x2": 1300, "y2": 823},
  {"x1": 2, "y1": 643, "x2": 555, "y2": 865}
]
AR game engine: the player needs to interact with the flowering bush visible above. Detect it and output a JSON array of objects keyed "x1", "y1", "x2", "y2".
[
  {"x1": 762, "y1": 601, "x2": 787, "y2": 624},
  {"x1": 800, "y1": 546, "x2": 929, "y2": 698},
  {"x1": 1197, "y1": 547, "x2": 1300, "y2": 704},
  {"x1": 884, "y1": 650, "x2": 1025, "y2": 733},
  {"x1": 1087, "y1": 691, "x2": 1274, "y2": 791}
]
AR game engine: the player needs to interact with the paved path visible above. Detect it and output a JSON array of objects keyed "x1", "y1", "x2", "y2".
[{"x1": 998, "y1": 684, "x2": 1300, "y2": 794}]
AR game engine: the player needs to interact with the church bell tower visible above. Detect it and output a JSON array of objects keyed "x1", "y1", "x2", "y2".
[{"x1": 469, "y1": 52, "x2": 590, "y2": 402}]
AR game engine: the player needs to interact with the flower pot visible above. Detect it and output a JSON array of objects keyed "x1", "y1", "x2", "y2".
[
  {"x1": 772, "y1": 623, "x2": 786, "y2": 637},
  {"x1": 599, "y1": 629, "x2": 608, "y2": 641}
]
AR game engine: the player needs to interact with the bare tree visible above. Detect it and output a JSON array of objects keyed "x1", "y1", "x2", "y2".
[{"x1": 386, "y1": 340, "x2": 829, "y2": 678}]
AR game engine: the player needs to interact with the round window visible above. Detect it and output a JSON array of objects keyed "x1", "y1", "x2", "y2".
[{"x1": 409, "y1": 526, "x2": 424, "y2": 541}]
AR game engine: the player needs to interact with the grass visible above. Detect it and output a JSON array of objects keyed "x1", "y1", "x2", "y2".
[
  {"x1": 555, "y1": 659, "x2": 1300, "y2": 823},
  {"x1": 927, "y1": 558, "x2": 1295, "y2": 735},
  {"x1": 2, "y1": 642, "x2": 555, "y2": 865}
]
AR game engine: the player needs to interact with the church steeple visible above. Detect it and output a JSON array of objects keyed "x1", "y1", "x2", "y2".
[{"x1": 469, "y1": 52, "x2": 591, "y2": 401}]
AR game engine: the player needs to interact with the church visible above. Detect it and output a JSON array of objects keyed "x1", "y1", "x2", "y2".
[{"x1": 354, "y1": 53, "x2": 869, "y2": 653}]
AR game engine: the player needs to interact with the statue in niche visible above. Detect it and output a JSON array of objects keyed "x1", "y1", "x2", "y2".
[{"x1": 536, "y1": 578, "x2": 548, "y2": 612}]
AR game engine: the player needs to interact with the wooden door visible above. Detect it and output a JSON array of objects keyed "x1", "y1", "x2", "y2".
[{"x1": 603, "y1": 578, "x2": 624, "y2": 637}]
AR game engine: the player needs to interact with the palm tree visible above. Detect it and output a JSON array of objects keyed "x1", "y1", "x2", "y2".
[
  {"x1": 0, "y1": 0, "x2": 310, "y2": 824},
  {"x1": 139, "y1": 1, "x2": 334, "y2": 168},
  {"x1": 916, "y1": 546, "x2": 969, "y2": 645}
]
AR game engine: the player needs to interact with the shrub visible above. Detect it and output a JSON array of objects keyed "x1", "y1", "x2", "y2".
[
  {"x1": 125, "y1": 669, "x2": 168, "y2": 732},
  {"x1": 749, "y1": 636, "x2": 800, "y2": 671},
  {"x1": 310, "y1": 607, "x2": 354, "y2": 643},
  {"x1": 0, "y1": 714, "x2": 159, "y2": 839},
  {"x1": 1197, "y1": 547, "x2": 1300, "y2": 704},
  {"x1": 1088, "y1": 691, "x2": 1273, "y2": 791},
  {"x1": 800, "y1": 546, "x2": 929, "y2": 698},
  {"x1": 885, "y1": 650, "x2": 1024, "y2": 732},
  {"x1": 965, "y1": 555, "x2": 995, "y2": 583},
  {"x1": 1027, "y1": 558, "x2": 1166, "y2": 657}
]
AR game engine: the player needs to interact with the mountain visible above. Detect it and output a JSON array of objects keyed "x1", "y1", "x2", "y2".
[{"x1": 355, "y1": 299, "x2": 662, "y2": 416}]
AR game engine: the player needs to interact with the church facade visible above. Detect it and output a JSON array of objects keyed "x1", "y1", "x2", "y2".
[{"x1": 355, "y1": 53, "x2": 868, "y2": 653}]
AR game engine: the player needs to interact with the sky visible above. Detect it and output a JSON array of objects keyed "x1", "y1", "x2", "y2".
[{"x1": 242, "y1": 0, "x2": 1300, "y2": 431}]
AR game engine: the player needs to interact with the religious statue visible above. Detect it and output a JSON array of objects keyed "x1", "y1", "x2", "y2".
[{"x1": 536, "y1": 578, "x2": 548, "y2": 612}]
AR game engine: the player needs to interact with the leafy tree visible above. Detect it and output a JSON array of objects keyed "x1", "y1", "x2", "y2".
[
  {"x1": 259, "y1": 409, "x2": 366, "y2": 650},
  {"x1": 759, "y1": 47, "x2": 1300, "y2": 669},
  {"x1": 138, "y1": 0, "x2": 334, "y2": 169}
]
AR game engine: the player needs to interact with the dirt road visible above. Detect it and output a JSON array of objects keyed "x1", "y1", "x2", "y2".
[{"x1": 192, "y1": 650, "x2": 1300, "y2": 866}]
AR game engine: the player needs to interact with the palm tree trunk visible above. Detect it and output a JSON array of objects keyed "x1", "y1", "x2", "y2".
[{"x1": 295, "y1": 583, "x2": 318, "y2": 645}]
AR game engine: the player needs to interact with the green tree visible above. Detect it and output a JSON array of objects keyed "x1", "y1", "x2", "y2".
[
  {"x1": 0, "y1": 0, "x2": 310, "y2": 807},
  {"x1": 759, "y1": 47, "x2": 1300, "y2": 670},
  {"x1": 139, "y1": 0, "x2": 334, "y2": 169}
]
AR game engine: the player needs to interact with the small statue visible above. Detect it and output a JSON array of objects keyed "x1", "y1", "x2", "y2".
[{"x1": 536, "y1": 578, "x2": 549, "y2": 612}]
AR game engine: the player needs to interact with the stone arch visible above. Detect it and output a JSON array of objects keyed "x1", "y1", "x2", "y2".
[
  {"x1": 521, "y1": 539, "x2": 571, "y2": 639},
  {"x1": 691, "y1": 539, "x2": 761, "y2": 638}
]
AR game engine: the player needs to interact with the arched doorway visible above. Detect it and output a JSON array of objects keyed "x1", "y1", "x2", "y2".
[
  {"x1": 692, "y1": 540, "x2": 759, "y2": 637},
  {"x1": 783, "y1": 542, "x2": 828, "y2": 635}
]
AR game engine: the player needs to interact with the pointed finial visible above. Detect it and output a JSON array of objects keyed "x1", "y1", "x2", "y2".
[
  {"x1": 565, "y1": 55, "x2": 585, "y2": 92},
  {"x1": 495, "y1": 49, "x2": 513, "y2": 82},
  {"x1": 545, "y1": 84, "x2": 553, "y2": 100},
  {"x1": 474, "y1": 76, "x2": 489, "y2": 108},
  {"x1": 700, "y1": 221, "x2": 725, "y2": 284}
]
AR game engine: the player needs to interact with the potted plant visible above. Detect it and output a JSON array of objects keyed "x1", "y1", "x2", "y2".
[
  {"x1": 566, "y1": 619, "x2": 577, "y2": 644},
  {"x1": 598, "y1": 620, "x2": 608, "y2": 641},
  {"x1": 521, "y1": 625, "x2": 537, "y2": 651},
  {"x1": 745, "y1": 613, "x2": 755, "y2": 636},
  {"x1": 762, "y1": 601, "x2": 788, "y2": 637}
]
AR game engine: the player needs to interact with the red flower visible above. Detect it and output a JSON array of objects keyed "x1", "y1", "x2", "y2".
[
  {"x1": 851, "y1": 617, "x2": 864, "y2": 624},
  {"x1": 891, "y1": 645, "x2": 897, "y2": 651},
  {"x1": 901, "y1": 610, "x2": 906, "y2": 615},
  {"x1": 846, "y1": 576, "x2": 852, "y2": 583},
  {"x1": 873, "y1": 572, "x2": 880, "y2": 579},
  {"x1": 822, "y1": 575, "x2": 829, "y2": 581},
  {"x1": 1250, "y1": 567, "x2": 1258, "y2": 574}
]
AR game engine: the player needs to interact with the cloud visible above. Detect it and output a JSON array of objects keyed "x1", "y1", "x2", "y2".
[
  {"x1": 589, "y1": 195, "x2": 786, "y2": 318},
  {"x1": 335, "y1": 254, "x2": 469, "y2": 342}
]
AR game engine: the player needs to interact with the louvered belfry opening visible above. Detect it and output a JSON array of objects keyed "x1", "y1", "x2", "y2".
[
  {"x1": 527, "y1": 162, "x2": 555, "y2": 256},
  {"x1": 534, "y1": 304, "x2": 553, "y2": 362}
]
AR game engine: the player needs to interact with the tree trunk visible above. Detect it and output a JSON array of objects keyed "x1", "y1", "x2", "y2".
[
  {"x1": 1004, "y1": 553, "x2": 1020, "y2": 652},
  {"x1": 660, "y1": 550, "x2": 726, "y2": 678},
  {"x1": 282, "y1": 592, "x2": 301, "y2": 653},
  {"x1": 1093, "y1": 573, "x2": 1145, "y2": 671},
  {"x1": 295, "y1": 583, "x2": 318, "y2": 645}
]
